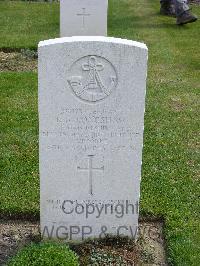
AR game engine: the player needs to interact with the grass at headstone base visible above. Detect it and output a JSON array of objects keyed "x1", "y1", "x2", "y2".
[{"x1": 0, "y1": 0, "x2": 199, "y2": 264}]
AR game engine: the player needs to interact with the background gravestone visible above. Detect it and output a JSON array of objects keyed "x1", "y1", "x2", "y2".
[
  {"x1": 39, "y1": 36, "x2": 148, "y2": 241},
  {"x1": 60, "y1": 0, "x2": 108, "y2": 37}
]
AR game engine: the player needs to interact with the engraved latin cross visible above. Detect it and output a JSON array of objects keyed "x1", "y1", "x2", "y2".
[
  {"x1": 77, "y1": 155, "x2": 104, "y2": 195},
  {"x1": 76, "y1": 8, "x2": 90, "y2": 28}
]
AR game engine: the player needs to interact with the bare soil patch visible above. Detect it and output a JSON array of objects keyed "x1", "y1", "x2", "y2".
[
  {"x1": 0, "y1": 51, "x2": 37, "y2": 72},
  {"x1": 0, "y1": 220, "x2": 167, "y2": 265}
]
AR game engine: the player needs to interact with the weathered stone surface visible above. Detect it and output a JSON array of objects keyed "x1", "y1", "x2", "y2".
[
  {"x1": 60, "y1": 0, "x2": 108, "y2": 37},
  {"x1": 39, "y1": 36, "x2": 148, "y2": 241}
]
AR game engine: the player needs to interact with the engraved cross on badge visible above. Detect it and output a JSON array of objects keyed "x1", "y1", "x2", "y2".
[{"x1": 82, "y1": 56, "x2": 106, "y2": 94}]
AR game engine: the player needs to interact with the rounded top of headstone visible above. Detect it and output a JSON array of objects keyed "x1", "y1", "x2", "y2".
[{"x1": 38, "y1": 36, "x2": 148, "y2": 51}]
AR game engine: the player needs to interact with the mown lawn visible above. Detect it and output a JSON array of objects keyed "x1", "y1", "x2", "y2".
[
  {"x1": 0, "y1": 0, "x2": 200, "y2": 265},
  {"x1": 0, "y1": 1, "x2": 59, "y2": 49},
  {"x1": 0, "y1": 73, "x2": 39, "y2": 215}
]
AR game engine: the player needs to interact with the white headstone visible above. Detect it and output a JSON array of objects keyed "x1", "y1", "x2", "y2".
[
  {"x1": 60, "y1": 0, "x2": 108, "y2": 37},
  {"x1": 39, "y1": 36, "x2": 148, "y2": 241}
]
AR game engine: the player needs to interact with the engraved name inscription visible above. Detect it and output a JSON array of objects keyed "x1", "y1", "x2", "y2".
[{"x1": 41, "y1": 107, "x2": 140, "y2": 154}]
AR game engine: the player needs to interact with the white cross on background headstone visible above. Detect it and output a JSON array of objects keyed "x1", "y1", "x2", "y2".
[
  {"x1": 60, "y1": 0, "x2": 108, "y2": 37},
  {"x1": 76, "y1": 8, "x2": 90, "y2": 28}
]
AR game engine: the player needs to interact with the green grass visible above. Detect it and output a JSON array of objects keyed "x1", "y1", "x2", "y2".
[
  {"x1": 0, "y1": 1, "x2": 59, "y2": 49},
  {"x1": 0, "y1": 73, "x2": 39, "y2": 215},
  {"x1": 0, "y1": 0, "x2": 200, "y2": 265},
  {"x1": 7, "y1": 242, "x2": 79, "y2": 266}
]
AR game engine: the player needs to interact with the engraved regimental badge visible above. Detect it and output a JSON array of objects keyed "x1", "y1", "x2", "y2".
[{"x1": 68, "y1": 55, "x2": 117, "y2": 103}]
